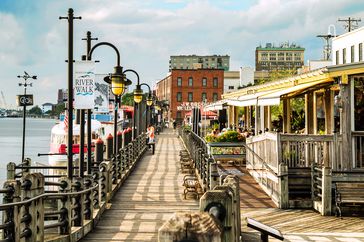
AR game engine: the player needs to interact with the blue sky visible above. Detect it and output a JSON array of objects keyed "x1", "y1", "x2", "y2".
[{"x1": 0, "y1": 0, "x2": 363, "y2": 107}]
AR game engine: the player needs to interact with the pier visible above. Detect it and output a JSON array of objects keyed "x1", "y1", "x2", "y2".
[{"x1": 0, "y1": 129, "x2": 364, "y2": 241}]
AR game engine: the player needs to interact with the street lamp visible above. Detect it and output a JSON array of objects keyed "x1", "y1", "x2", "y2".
[
  {"x1": 17, "y1": 71, "x2": 37, "y2": 163},
  {"x1": 89, "y1": 42, "x2": 131, "y2": 157}
]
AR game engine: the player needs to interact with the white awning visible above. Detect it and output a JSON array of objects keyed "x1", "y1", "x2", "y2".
[
  {"x1": 257, "y1": 80, "x2": 332, "y2": 106},
  {"x1": 204, "y1": 100, "x2": 226, "y2": 111},
  {"x1": 226, "y1": 99, "x2": 257, "y2": 107}
]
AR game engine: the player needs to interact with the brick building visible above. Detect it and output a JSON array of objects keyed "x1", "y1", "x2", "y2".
[{"x1": 156, "y1": 69, "x2": 224, "y2": 122}]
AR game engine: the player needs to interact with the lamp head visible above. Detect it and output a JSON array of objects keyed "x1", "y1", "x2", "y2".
[
  {"x1": 104, "y1": 66, "x2": 131, "y2": 96},
  {"x1": 133, "y1": 85, "x2": 143, "y2": 103},
  {"x1": 146, "y1": 94, "x2": 153, "y2": 106}
]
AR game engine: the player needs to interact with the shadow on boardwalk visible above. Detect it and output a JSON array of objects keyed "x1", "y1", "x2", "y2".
[
  {"x1": 81, "y1": 130, "x2": 199, "y2": 242},
  {"x1": 82, "y1": 131, "x2": 364, "y2": 242}
]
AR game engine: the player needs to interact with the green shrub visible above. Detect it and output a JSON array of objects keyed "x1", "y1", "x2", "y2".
[{"x1": 205, "y1": 131, "x2": 245, "y2": 143}]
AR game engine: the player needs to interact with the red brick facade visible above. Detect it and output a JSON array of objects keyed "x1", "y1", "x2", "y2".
[{"x1": 156, "y1": 69, "x2": 224, "y2": 121}]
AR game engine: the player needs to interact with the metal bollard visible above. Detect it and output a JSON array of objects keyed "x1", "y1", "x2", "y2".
[
  {"x1": 94, "y1": 138, "x2": 104, "y2": 165},
  {"x1": 105, "y1": 133, "x2": 113, "y2": 160}
]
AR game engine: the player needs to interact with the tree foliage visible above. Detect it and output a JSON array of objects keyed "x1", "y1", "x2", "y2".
[
  {"x1": 29, "y1": 105, "x2": 42, "y2": 115},
  {"x1": 121, "y1": 92, "x2": 134, "y2": 106}
]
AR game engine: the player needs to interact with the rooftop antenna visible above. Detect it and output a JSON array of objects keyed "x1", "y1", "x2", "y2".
[
  {"x1": 338, "y1": 17, "x2": 361, "y2": 32},
  {"x1": 316, "y1": 25, "x2": 337, "y2": 61}
]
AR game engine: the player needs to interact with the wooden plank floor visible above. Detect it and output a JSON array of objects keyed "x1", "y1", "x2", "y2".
[
  {"x1": 220, "y1": 165, "x2": 364, "y2": 241},
  {"x1": 81, "y1": 131, "x2": 199, "y2": 242}
]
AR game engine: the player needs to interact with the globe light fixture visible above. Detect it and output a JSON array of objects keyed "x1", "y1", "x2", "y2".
[
  {"x1": 134, "y1": 84, "x2": 143, "y2": 103},
  {"x1": 146, "y1": 94, "x2": 153, "y2": 106},
  {"x1": 104, "y1": 66, "x2": 131, "y2": 96}
]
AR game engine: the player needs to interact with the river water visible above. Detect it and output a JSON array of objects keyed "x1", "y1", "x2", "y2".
[{"x1": 0, "y1": 118, "x2": 56, "y2": 184}]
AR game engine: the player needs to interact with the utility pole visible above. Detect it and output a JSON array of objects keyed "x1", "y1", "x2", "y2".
[
  {"x1": 82, "y1": 31, "x2": 98, "y2": 175},
  {"x1": 338, "y1": 17, "x2": 361, "y2": 32},
  {"x1": 317, "y1": 34, "x2": 335, "y2": 60},
  {"x1": 60, "y1": 8, "x2": 81, "y2": 179}
]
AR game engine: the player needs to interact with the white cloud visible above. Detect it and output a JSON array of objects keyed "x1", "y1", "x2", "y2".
[{"x1": 0, "y1": 0, "x2": 364, "y2": 106}]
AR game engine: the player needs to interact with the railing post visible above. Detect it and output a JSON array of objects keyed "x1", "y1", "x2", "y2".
[
  {"x1": 58, "y1": 177, "x2": 72, "y2": 235},
  {"x1": 99, "y1": 161, "x2": 110, "y2": 203},
  {"x1": 91, "y1": 170, "x2": 99, "y2": 209},
  {"x1": 6, "y1": 162, "x2": 16, "y2": 180},
  {"x1": 321, "y1": 166, "x2": 332, "y2": 215},
  {"x1": 3, "y1": 180, "x2": 20, "y2": 241},
  {"x1": 72, "y1": 177, "x2": 84, "y2": 227},
  {"x1": 83, "y1": 176, "x2": 93, "y2": 220},
  {"x1": 278, "y1": 163, "x2": 289, "y2": 208},
  {"x1": 20, "y1": 173, "x2": 45, "y2": 242},
  {"x1": 209, "y1": 158, "x2": 219, "y2": 190}
]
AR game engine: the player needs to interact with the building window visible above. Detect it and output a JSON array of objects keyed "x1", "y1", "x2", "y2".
[
  {"x1": 188, "y1": 77, "x2": 193, "y2": 86},
  {"x1": 202, "y1": 77, "x2": 207, "y2": 87},
  {"x1": 188, "y1": 92, "x2": 193, "y2": 102},
  {"x1": 177, "y1": 77, "x2": 182, "y2": 87},
  {"x1": 202, "y1": 92, "x2": 207, "y2": 101},
  {"x1": 213, "y1": 93, "x2": 218, "y2": 101},
  {"x1": 177, "y1": 92, "x2": 182, "y2": 102},
  {"x1": 343, "y1": 48, "x2": 346, "y2": 64},
  {"x1": 177, "y1": 111, "x2": 182, "y2": 119},
  {"x1": 351, "y1": 45, "x2": 355, "y2": 63},
  {"x1": 359, "y1": 43, "x2": 363, "y2": 61},
  {"x1": 336, "y1": 50, "x2": 339, "y2": 65},
  {"x1": 228, "y1": 86, "x2": 234, "y2": 90},
  {"x1": 213, "y1": 77, "x2": 218, "y2": 87}
]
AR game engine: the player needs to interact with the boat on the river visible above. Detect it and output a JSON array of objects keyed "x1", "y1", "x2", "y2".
[{"x1": 48, "y1": 116, "x2": 113, "y2": 167}]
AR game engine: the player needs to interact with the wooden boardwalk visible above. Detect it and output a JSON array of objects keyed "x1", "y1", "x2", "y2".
[
  {"x1": 81, "y1": 131, "x2": 199, "y2": 242},
  {"x1": 220, "y1": 165, "x2": 364, "y2": 241},
  {"x1": 81, "y1": 131, "x2": 364, "y2": 242}
]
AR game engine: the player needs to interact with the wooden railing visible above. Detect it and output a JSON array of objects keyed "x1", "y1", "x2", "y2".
[
  {"x1": 247, "y1": 132, "x2": 344, "y2": 171},
  {"x1": 353, "y1": 131, "x2": 364, "y2": 169},
  {"x1": 0, "y1": 133, "x2": 148, "y2": 242}
]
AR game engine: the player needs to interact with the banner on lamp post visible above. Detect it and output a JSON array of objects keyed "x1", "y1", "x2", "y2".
[
  {"x1": 93, "y1": 74, "x2": 109, "y2": 113},
  {"x1": 74, "y1": 61, "x2": 95, "y2": 109}
]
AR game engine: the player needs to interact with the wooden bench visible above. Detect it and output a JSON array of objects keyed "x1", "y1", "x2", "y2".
[
  {"x1": 180, "y1": 157, "x2": 194, "y2": 174},
  {"x1": 335, "y1": 182, "x2": 364, "y2": 218},
  {"x1": 246, "y1": 217, "x2": 284, "y2": 242}
]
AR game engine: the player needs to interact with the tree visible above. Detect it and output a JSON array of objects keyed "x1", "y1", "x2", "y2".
[
  {"x1": 121, "y1": 92, "x2": 134, "y2": 106},
  {"x1": 29, "y1": 105, "x2": 42, "y2": 115}
]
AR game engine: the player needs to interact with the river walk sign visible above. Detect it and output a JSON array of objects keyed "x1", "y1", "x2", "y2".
[{"x1": 74, "y1": 61, "x2": 95, "y2": 109}]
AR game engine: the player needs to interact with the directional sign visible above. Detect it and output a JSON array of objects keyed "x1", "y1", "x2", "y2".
[{"x1": 16, "y1": 94, "x2": 34, "y2": 106}]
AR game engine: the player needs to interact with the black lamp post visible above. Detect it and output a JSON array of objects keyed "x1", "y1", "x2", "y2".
[
  {"x1": 17, "y1": 72, "x2": 37, "y2": 163},
  {"x1": 140, "y1": 83, "x2": 153, "y2": 131},
  {"x1": 89, "y1": 42, "x2": 131, "y2": 157},
  {"x1": 122, "y1": 70, "x2": 142, "y2": 139}
]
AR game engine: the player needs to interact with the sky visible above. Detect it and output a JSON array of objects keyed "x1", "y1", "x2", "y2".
[{"x1": 0, "y1": 0, "x2": 363, "y2": 107}]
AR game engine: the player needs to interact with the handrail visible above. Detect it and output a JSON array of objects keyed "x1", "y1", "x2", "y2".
[
  {"x1": 0, "y1": 185, "x2": 99, "y2": 209},
  {"x1": 244, "y1": 143, "x2": 277, "y2": 175}
]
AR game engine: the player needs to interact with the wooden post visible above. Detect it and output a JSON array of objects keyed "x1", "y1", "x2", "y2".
[
  {"x1": 260, "y1": 105, "x2": 265, "y2": 133},
  {"x1": 246, "y1": 106, "x2": 251, "y2": 130},
  {"x1": 340, "y1": 77, "x2": 352, "y2": 171},
  {"x1": 324, "y1": 89, "x2": 333, "y2": 167},
  {"x1": 267, "y1": 106, "x2": 271, "y2": 131},
  {"x1": 278, "y1": 163, "x2": 289, "y2": 208},
  {"x1": 255, "y1": 104, "x2": 260, "y2": 135},
  {"x1": 283, "y1": 99, "x2": 291, "y2": 133},
  {"x1": 305, "y1": 93, "x2": 314, "y2": 134},
  {"x1": 321, "y1": 167, "x2": 332, "y2": 215},
  {"x1": 313, "y1": 92, "x2": 318, "y2": 134},
  {"x1": 234, "y1": 106, "x2": 239, "y2": 129}
]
